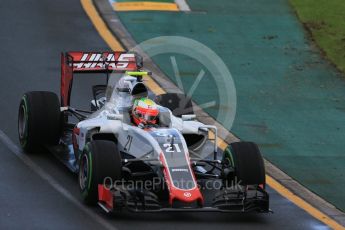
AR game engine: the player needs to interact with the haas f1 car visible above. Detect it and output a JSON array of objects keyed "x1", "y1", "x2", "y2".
[{"x1": 18, "y1": 52, "x2": 269, "y2": 213}]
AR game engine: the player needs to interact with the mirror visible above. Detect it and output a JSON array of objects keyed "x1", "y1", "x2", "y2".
[
  {"x1": 107, "y1": 114, "x2": 124, "y2": 121},
  {"x1": 181, "y1": 114, "x2": 196, "y2": 121}
]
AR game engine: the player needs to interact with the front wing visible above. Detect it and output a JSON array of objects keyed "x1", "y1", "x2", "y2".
[{"x1": 97, "y1": 183, "x2": 270, "y2": 213}]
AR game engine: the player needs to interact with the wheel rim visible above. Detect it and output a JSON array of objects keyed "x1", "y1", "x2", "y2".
[
  {"x1": 79, "y1": 154, "x2": 89, "y2": 190},
  {"x1": 18, "y1": 104, "x2": 27, "y2": 140}
]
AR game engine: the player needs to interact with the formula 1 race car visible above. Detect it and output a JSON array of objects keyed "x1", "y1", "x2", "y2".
[{"x1": 17, "y1": 52, "x2": 269, "y2": 213}]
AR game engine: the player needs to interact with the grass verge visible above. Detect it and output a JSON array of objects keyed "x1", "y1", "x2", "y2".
[{"x1": 289, "y1": 0, "x2": 345, "y2": 73}]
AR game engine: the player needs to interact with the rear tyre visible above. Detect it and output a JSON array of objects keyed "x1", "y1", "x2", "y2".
[
  {"x1": 79, "y1": 140, "x2": 122, "y2": 205},
  {"x1": 18, "y1": 91, "x2": 61, "y2": 153},
  {"x1": 223, "y1": 142, "x2": 265, "y2": 187},
  {"x1": 154, "y1": 93, "x2": 193, "y2": 117}
]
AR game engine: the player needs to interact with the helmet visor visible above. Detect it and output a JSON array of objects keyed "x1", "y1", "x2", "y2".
[
  {"x1": 144, "y1": 114, "x2": 157, "y2": 122},
  {"x1": 135, "y1": 111, "x2": 157, "y2": 123}
]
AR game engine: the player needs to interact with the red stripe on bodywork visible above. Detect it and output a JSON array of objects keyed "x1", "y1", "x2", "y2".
[
  {"x1": 72, "y1": 127, "x2": 80, "y2": 151},
  {"x1": 159, "y1": 153, "x2": 204, "y2": 205}
]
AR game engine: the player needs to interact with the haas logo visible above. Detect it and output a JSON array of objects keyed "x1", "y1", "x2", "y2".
[
  {"x1": 183, "y1": 192, "x2": 192, "y2": 198},
  {"x1": 73, "y1": 53, "x2": 135, "y2": 69}
]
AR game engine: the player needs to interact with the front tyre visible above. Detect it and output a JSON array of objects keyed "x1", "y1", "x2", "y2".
[
  {"x1": 222, "y1": 142, "x2": 265, "y2": 187},
  {"x1": 79, "y1": 140, "x2": 122, "y2": 205},
  {"x1": 18, "y1": 91, "x2": 61, "y2": 153}
]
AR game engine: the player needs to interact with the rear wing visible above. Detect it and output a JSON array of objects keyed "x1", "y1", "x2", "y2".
[
  {"x1": 65, "y1": 51, "x2": 141, "y2": 72},
  {"x1": 61, "y1": 51, "x2": 142, "y2": 106}
]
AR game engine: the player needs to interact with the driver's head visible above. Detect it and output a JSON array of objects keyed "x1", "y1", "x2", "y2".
[{"x1": 132, "y1": 98, "x2": 159, "y2": 126}]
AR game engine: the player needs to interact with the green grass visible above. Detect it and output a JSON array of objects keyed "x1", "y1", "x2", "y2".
[{"x1": 289, "y1": 0, "x2": 345, "y2": 73}]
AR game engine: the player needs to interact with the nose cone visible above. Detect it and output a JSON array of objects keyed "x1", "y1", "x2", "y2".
[{"x1": 169, "y1": 186, "x2": 204, "y2": 206}]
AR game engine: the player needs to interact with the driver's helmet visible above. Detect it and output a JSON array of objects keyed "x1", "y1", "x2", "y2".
[{"x1": 132, "y1": 98, "x2": 159, "y2": 126}]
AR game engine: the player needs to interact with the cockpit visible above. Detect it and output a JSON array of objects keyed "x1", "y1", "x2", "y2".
[{"x1": 90, "y1": 72, "x2": 172, "y2": 128}]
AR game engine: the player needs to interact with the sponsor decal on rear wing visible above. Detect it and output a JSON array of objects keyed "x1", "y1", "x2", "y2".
[
  {"x1": 66, "y1": 52, "x2": 140, "y2": 72},
  {"x1": 60, "y1": 51, "x2": 142, "y2": 106}
]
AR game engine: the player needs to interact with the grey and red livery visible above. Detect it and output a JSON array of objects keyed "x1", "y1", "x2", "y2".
[{"x1": 18, "y1": 52, "x2": 269, "y2": 214}]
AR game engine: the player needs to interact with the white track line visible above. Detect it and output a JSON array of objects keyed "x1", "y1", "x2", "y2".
[
  {"x1": 175, "y1": 0, "x2": 191, "y2": 11},
  {"x1": 0, "y1": 129, "x2": 118, "y2": 230}
]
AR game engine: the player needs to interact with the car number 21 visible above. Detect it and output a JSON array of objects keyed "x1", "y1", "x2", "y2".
[{"x1": 163, "y1": 143, "x2": 181, "y2": 153}]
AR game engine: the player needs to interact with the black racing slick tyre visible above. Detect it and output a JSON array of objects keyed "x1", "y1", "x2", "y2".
[
  {"x1": 79, "y1": 140, "x2": 122, "y2": 205},
  {"x1": 154, "y1": 93, "x2": 193, "y2": 117},
  {"x1": 18, "y1": 91, "x2": 61, "y2": 153},
  {"x1": 223, "y1": 142, "x2": 265, "y2": 186}
]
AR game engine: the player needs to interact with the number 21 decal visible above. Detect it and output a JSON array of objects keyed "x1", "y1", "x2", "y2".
[
  {"x1": 163, "y1": 143, "x2": 181, "y2": 153},
  {"x1": 124, "y1": 135, "x2": 133, "y2": 151}
]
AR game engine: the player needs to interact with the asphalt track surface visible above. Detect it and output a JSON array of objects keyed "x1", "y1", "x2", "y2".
[{"x1": 0, "y1": 0, "x2": 330, "y2": 229}]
